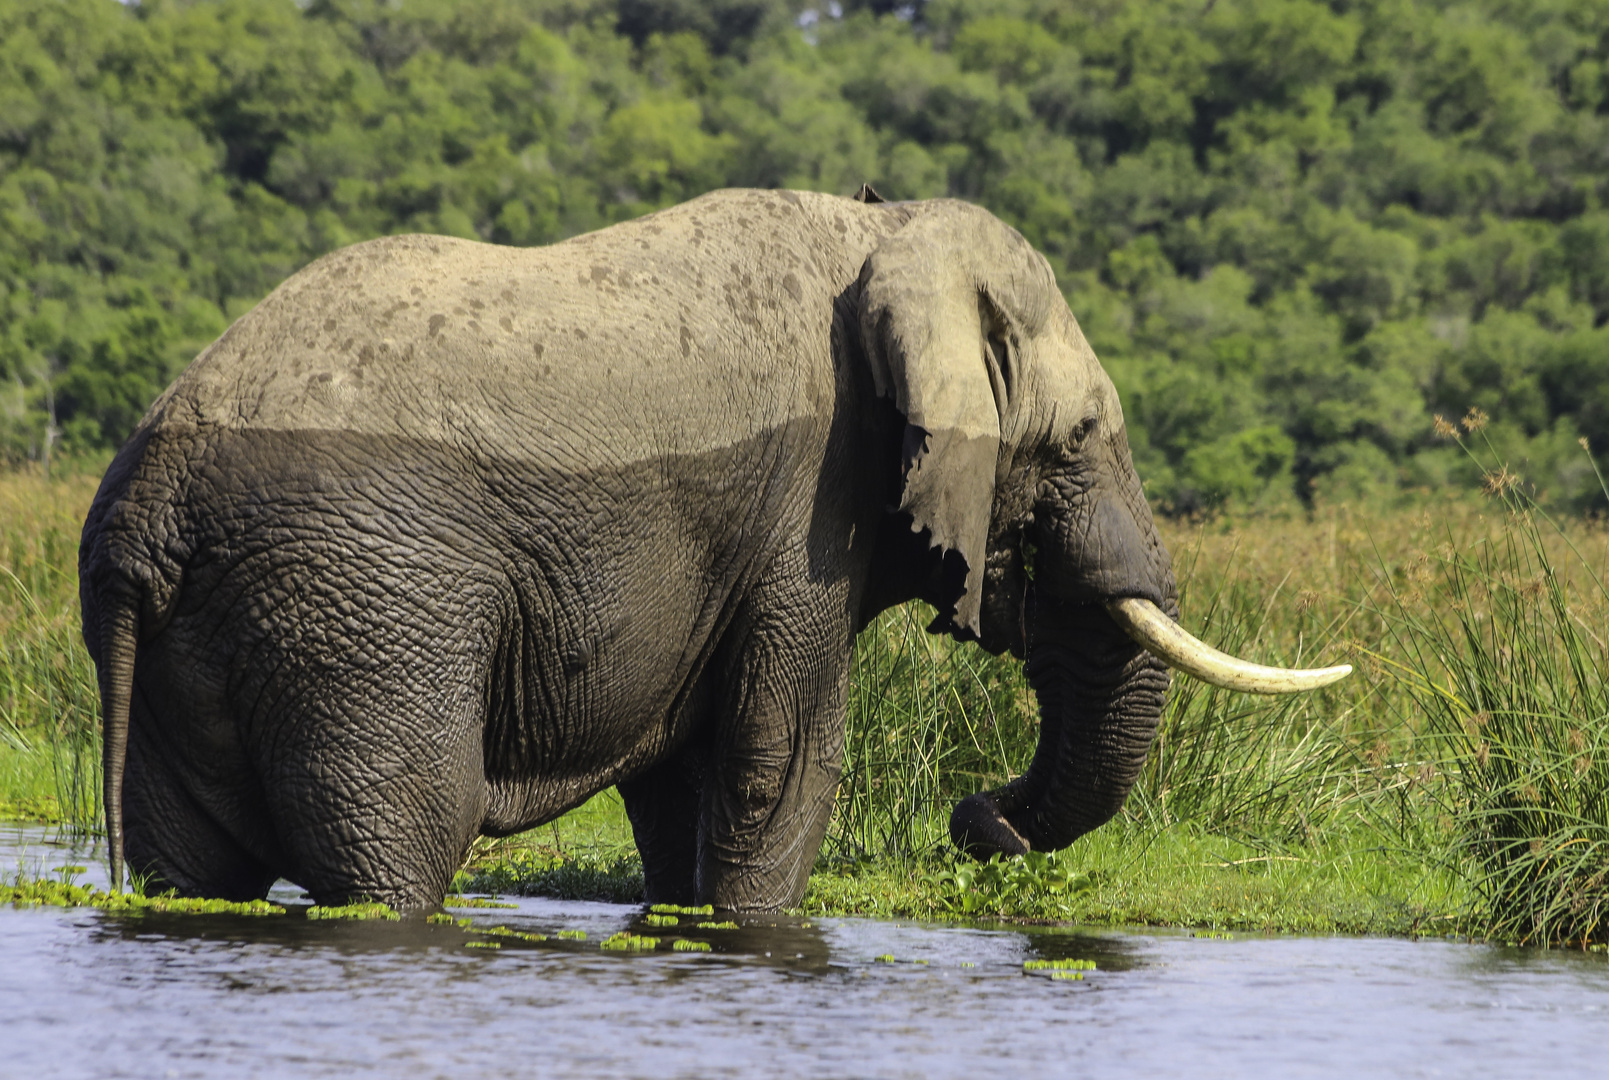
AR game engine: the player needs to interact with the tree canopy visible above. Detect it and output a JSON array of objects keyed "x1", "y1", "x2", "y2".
[{"x1": 5, "y1": 0, "x2": 1609, "y2": 510}]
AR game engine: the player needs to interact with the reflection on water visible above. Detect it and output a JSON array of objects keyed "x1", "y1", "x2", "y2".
[{"x1": 4, "y1": 824, "x2": 1607, "y2": 1079}]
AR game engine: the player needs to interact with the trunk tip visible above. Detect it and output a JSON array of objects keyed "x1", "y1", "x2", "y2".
[{"x1": 950, "y1": 793, "x2": 1031, "y2": 860}]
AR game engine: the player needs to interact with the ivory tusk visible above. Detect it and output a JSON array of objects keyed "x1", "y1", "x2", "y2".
[{"x1": 1105, "y1": 596, "x2": 1352, "y2": 695}]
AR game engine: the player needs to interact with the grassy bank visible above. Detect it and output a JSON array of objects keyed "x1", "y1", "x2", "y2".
[
  {"x1": 0, "y1": 467, "x2": 102, "y2": 828},
  {"x1": 5, "y1": 450, "x2": 1607, "y2": 944}
]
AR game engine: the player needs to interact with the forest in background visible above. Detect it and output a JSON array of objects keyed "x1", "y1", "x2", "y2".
[{"x1": 6, "y1": 0, "x2": 1609, "y2": 512}]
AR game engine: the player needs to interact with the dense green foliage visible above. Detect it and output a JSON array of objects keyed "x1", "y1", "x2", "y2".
[{"x1": 5, "y1": 0, "x2": 1609, "y2": 508}]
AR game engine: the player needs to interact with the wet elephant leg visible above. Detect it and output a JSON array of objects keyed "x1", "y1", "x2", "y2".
[
  {"x1": 619, "y1": 738, "x2": 706, "y2": 906},
  {"x1": 697, "y1": 568, "x2": 849, "y2": 911},
  {"x1": 254, "y1": 664, "x2": 488, "y2": 910},
  {"x1": 123, "y1": 700, "x2": 277, "y2": 901}
]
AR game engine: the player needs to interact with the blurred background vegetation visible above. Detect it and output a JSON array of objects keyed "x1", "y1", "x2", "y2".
[{"x1": 7, "y1": 0, "x2": 1609, "y2": 513}]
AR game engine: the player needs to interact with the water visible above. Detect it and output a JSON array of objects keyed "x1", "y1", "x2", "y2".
[{"x1": 4, "y1": 824, "x2": 1607, "y2": 1079}]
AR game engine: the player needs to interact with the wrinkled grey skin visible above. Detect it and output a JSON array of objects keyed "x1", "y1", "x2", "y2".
[{"x1": 80, "y1": 188, "x2": 1176, "y2": 911}]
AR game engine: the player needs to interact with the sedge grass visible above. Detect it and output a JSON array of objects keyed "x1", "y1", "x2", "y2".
[
  {"x1": 1368, "y1": 429, "x2": 1609, "y2": 946},
  {"x1": 0, "y1": 468, "x2": 101, "y2": 829}
]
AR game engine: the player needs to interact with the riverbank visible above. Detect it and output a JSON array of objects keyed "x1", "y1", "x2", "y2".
[{"x1": 451, "y1": 788, "x2": 1464, "y2": 937}]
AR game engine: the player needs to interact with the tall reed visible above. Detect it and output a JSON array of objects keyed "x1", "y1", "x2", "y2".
[
  {"x1": 1376, "y1": 426, "x2": 1609, "y2": 945},
  {"x1": 1128, "y1": 538, "x2": 1380, "y2": 844},
  {"x1": 0, "y1": 470, "x2": 102, "y2": 830},
  {"x1": 828, "y1": 603, "x2": 1035, "y2": 861}
]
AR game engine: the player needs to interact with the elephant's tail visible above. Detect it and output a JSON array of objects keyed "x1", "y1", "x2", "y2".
[{"x1": 98, "y1": 597, "x2": 138, "y2": 893}]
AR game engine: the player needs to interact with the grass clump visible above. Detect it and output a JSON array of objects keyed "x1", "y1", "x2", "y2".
[
  {"x1": 0, "y1": 471, "x2": 103, "y2": 834},
  {"x1": 0, "y1": 795, "x2": 62, "y2": 824},
  {"x1": 801, "y1": 822, "x2": 1458, "y2": 935},
  {"x1": 455, "y1": 789, "x2": 645, "y2": 903},
  {"x1": 1373, "y1": 423, "x2": 1609, "y2": 946}
]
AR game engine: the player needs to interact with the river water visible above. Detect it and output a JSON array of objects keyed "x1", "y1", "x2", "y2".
[{"x1": 3, "y1": 823, "x2": 1606, "y2": 1079}]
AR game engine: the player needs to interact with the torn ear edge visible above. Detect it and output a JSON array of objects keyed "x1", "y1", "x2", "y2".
[{"x1": 895, "y1": 421, "x2": 998, "y2": 637}]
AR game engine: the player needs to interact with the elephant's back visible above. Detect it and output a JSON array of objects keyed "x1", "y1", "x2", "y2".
[{"x1": 145, "y1": 190, "x2": 906, "y2": 473}]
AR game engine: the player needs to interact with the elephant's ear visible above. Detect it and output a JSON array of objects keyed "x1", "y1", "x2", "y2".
[{"x1": 859, "y1": 202, "x2": 1051, "y2": 635}]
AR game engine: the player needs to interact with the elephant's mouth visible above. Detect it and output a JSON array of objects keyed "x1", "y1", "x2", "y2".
[{"x1": 949, "y1": 595, "x2": 1351, "y2": 859}]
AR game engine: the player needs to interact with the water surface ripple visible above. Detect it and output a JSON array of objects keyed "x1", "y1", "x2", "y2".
[{"x1": 4, "y1": 824, "x2": 1605, "y2": 1079}]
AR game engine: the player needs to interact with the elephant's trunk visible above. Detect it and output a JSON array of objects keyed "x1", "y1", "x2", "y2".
[
  {"x1": 949, "y1": 429, "x2": 1353, "y2": 860},
  {"x1": 949, "y1": 594, "x2": 1171, "y2": 857}
]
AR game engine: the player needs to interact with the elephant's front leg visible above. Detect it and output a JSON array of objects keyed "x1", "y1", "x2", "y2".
[{"x1": 698, "y1": 578, "x2": 850, "y2": 911}]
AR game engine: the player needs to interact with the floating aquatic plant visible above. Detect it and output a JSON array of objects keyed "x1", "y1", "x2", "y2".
[
  {"x1": 644, "y1": 913, "x2": 678, "y2": 926},
  {"x1": 425, "y1": 912, "x2": 456, "y2": 924},
  {"x1": 1049, "y1": 970, "x2": 1084, "y2": 981},
  {"x1": 600, "y1": 932, "x2": 660, "y2": 951},
  {"x1": 1023, "y1": 958, "x2": 1096, "y2": 971},
  {"x1": 672, "y1": 939, "x2": 711, "y2": 952},
  {"x1": 649, "y1": 903, "x2": 713, "y2": 916},
  {"x1": 556, "y1": 929, "x2": 587, "y2": 940},
  {"x1": 443, "y1": 896, "x2": 517, "y2": 909},
  {"x1": 695, "y1": 920, "x2": 738, "y2": 930},
  {"x1": 927, "y1": 850, "x2": 1095, "y2": 915},
  {"x1": 465, "y1": 940, "x2": 500, "y2": 949},
  {"x1": 472, "y1": 925, "x2": 546, "y2": 942},
  {"x1": 3, "y1": 877, "x2": 285, "y2": 916},
  {"x1": 305, "y1": 902, "x2": 400, "y2": 921}
]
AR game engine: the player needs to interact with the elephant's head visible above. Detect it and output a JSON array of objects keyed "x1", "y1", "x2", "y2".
[{"x1": 857, "y1": 200, "x2": 1349, "y2": 859}]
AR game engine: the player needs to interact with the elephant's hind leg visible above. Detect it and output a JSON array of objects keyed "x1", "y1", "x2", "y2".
[
  {"x1": 620, "y1": 737, "x2": 707, "y2": 905},
  {"x1": 256, "y1": 679, "x2": 488, "y2": 911},
  {"x1": 123, "y1": 714, "x2": 278, "y2": 902}
]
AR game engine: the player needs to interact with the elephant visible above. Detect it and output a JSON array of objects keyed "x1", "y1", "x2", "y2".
[{"x1": 79, "y1": 187, "x2": 1348, "y2": 911}]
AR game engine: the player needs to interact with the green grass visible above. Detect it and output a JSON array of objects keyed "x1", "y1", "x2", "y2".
[
  {"x1": 0, "y1": 468, "x2": 102, "y2": 832},
  {"x1": 453, "y1": 788, "x2": 644, "y2": 903},
  {"x1": 458, "y1": 788, "x2": 1459, "y2": 936},
  {"x1": 1368, "y1": 428, "x2": 1609, "y2": 946}
]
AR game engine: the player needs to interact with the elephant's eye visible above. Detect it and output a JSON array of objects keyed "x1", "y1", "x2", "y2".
[{"x1": 1072, "y1": 415, "x2": 1098, "y2": 445}]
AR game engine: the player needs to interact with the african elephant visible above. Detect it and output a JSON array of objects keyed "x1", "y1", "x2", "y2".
[{"x1": 80, "y1": 187, "x2": 1346, "y2": 911}]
